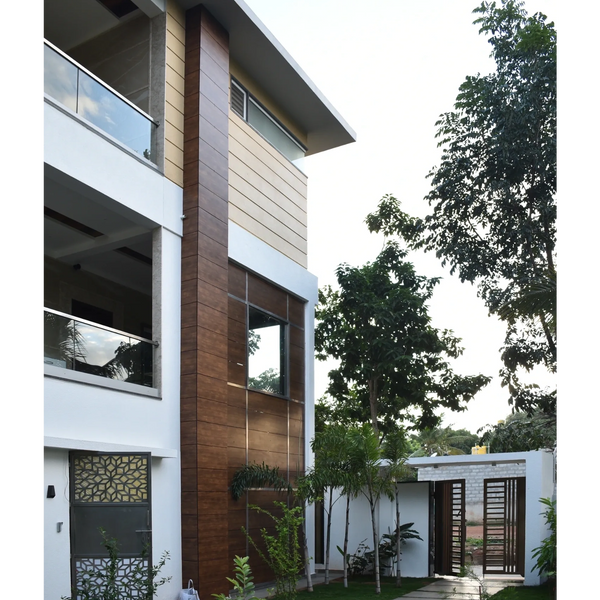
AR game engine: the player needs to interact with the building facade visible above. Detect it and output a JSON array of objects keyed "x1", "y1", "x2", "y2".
[{"x1": 43, "y1": 1, "x2": 355, "y2": 598}]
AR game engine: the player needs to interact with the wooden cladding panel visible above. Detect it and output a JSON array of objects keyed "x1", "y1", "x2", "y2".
[
  {"x1": 181, "y1": 5, "x2": 230, "y2": 597},
  {"x1": 248, "y1": 273, "x2": 288, "y2": 319}
]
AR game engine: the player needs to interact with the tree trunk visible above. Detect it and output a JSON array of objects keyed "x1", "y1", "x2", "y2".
[
  {"x1": 370, "y1": 499, "x2": 381, "y2": 594},
  {"x1": 395, "y1": 489, "x2": 401, "y2": 587},
  {"x1": 325, "y1": 487, "x2": 333, "y2": 584},
  {"x1": 343, "y1": 494, "x2": 350, "y2": 588},
  {"x1": 303, "y1": 520, "x2": 313, "y2": 592},
  {"x1": 369, "y1": 377, "x2": 379, "y2": 435}
]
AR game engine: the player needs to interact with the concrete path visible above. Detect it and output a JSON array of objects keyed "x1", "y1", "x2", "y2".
[{"x1": 396, "y1": 575, "x2": 521, "y2": 599}]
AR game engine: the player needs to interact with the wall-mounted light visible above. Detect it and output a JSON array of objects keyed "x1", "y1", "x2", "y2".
[{"x1": 47, "y1": 485, "x2": 56, "y2": 498}]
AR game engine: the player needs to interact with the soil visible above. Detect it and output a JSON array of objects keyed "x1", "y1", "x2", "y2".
[{"x1": 466, "y1": 525, "x2": 484, "y2": 565}]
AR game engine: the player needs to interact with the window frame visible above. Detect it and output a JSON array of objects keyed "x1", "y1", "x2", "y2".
[
  {"x1": 246, "y1": 303, "x2": 289, "y2": 399},
  {"x1": 230, "y1": 77, "x2": 307, "y2": 162}
]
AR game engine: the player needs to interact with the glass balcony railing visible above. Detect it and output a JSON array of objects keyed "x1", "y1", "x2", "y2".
[
  {"x1": 44, "y1": 40, "x2": 157, "y2": 162},
  {"x1": 44, "y1": 308, "x2": 157, "y2": 388}
]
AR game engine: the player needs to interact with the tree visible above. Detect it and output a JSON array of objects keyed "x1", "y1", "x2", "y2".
[
  {"x1": 380, "y1": 429, "x2": 413, "y2": 587},
  {"x1": 366, "y1": 0, "x2": 556, "y2": 416},
  {"x1": 478, "y1": 409, "x2": 556, "y2": 452},
  {"x1": 315, "y1": 241, "x2": 491, "y2": 435},
  {"x1": 307, "y1": 424, "x2": 353, "y2": 585},
  {"x1": 410, "y1": 426, "x2": 477, "y2": 457},
  {"x1": 346, "y1": 424, "x2": 389, "y2": 594}
]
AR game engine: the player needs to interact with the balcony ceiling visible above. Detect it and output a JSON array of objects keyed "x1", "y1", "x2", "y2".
[{"x1": 44, "y1": 165, "x2": 153, "y2": 297}]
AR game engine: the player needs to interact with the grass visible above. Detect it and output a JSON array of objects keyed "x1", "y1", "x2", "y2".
[
  {"x1": 490, "y1": 582, "x2": 556, "y2": 599},
  {"x1": 296, "y1": 575, "x2": 436, "y2": 600}
]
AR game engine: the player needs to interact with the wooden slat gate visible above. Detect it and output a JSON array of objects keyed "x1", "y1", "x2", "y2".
[
  {"x1": 483, "y1": 477, "x2": 525, "y2": 575},
  {"x1": 434, "y1": 479, "x2": 465, "y2": 576}
]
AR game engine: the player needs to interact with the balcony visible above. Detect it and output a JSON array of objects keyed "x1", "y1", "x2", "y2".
[
  {"x1": 44, "y1": 308, "x2": 157, "y2": 388},
  {"x1": 44, "y1": 40, "x2": 158, "y2": 162}
]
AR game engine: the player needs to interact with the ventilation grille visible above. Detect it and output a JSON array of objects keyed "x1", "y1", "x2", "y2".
[{"x1": 231, "y1": 81, "x2": 246, "y2": 118}]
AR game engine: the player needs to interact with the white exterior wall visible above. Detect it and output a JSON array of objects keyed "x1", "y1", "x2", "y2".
[
  {"x1": 523, "y1": 451, "x2": 555, "y2": 586},
  {"x1": 44, "y1": 99, "x2": 183, "y2": 600},
  {"x1": 228, "y1": 220, "x2": 318, "y2": 572},
  {"x1": 324, "y1": 482, "x2": 430, "y2": 578}
]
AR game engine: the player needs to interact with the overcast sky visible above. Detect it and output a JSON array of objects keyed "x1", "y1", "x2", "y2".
[{"x1": 244, "y1": 0, "x2": 558, "y2": 434}]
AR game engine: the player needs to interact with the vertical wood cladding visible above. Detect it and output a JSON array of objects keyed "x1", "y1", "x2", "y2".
[
  {"x1": 181, "y1": 5, "x2": 230, "y2": 596},
  {"x1": 227, "y1": 264, "x2": 306, "y2": 581}
]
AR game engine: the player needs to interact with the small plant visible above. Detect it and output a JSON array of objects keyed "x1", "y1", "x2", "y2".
[
  {"x1": 531, "y1": 497, "x2": 556, "y2": 578},
  {"x1": 244, "y1": 502, "x2": 304, "y2": 600},
  {"x1": 63, "y1": 528, "x2": 171, "y2": 600},
  {"x1": 213, "y1": 556, "x2": 259, "y2": 600},
  {"x1": 338, "y1": 540, "x2": 372, "y2": 576},
  {"x1": 457, "y1": 565, "x2": 491, "y2": 600}
]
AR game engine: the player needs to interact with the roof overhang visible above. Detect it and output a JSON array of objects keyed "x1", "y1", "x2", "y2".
[{"x1": 177, "y1": 0, "x2": 356, "y2": 156}]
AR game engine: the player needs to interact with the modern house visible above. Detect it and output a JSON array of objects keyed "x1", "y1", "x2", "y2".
[{"x1": 43, "y1": 1, "x2": 355, "y2": 598}]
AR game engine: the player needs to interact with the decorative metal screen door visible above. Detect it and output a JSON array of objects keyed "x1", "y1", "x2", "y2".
[
  {"x1": 483, "y1": 477, "x2": 525, "y2": 575},
  {"x1": 434, "y1": 479, "x2": 465, "y2": 576},
  {"x1": 70, "y1": 452, "x2": 152, "y2": 597}
]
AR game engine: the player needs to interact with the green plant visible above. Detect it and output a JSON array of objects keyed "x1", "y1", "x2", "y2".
[
  {"x1": 457, "y1": 565, "x2": 491, "y2": 600},
  {"x1": 213, "y1": 556, "x2": 260, "y2": 600},
  {"x1": 63, "y1": 528, "x2": 171, "y2": 600},
  {"x1": 244, "y1": 502, "x2": 304, "y2": 600},
  {"x1": 531, "y1": 497, "x2": 556, "y2": 578},
  {"x1": 338, "y1": 540, "x2": 372, "y2": 576}
]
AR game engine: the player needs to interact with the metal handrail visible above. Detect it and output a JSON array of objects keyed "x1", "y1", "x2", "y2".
[
  {"x1": 44, "y1": 39, "x2": 159, "y2": 127},
  {"x1": 44, "y1": 307, "x2": 158, "y2": 346}
]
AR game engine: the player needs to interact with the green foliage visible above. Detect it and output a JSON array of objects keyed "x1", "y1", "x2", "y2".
[
  {"x1": 244, "y1": 502, "x2": 304, "y2": 600},
  {"x1": 339, "y1": 525, "x2": 422, "y2": 577},
  {"x1": 409, "y1": 426, "x2": 478, "y2": 457},
  {"x1": 63, "y1": 528, "x2": 171, "y2": 600},
  {"x1": 230, "y1": 462, "x2": 292, "y2": 501},
  {"x1": 531, "y1": 498, "x2": 556, "y2": 578},
  {"x1": 213, "y1": 556, "x2": 260, "y2": 600},
  {"x1": 248, "y1": 367, "x2": 281, "y2": 395},
  {"x1": 366, "y1": 0, "x2": 557, "y2": 416},
  {"x1": 478, "y1": 410, "x2": 556, "y2": 452},
  {"x1": 315, "y1": 241, "x2": 490, "y2": 434}
]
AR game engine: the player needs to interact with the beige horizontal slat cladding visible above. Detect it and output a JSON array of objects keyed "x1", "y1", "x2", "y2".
[
  {"x1": 165, "y1": 157, "x2": 184, "y2": 187},
  {"x1": 166, "y1": 82, "x2": 184, "y2": 113},
  {"x1": 164, "y1": 0, "x2": 185, "y2": 186},
  {"x1": 167, "y1": 101, "x2": 185, "y2": 133},
  {"x1": 167, "y1": 47, "x2": 185, "y2": 79},
  {"x1": 167, "y1": 0, "x2": 185, "y2": 41},
  {"x1": 228, "y1": 179, "x2": 306, "y2": 247},
  {"x1": 229, "y1": 203, "x2": 307, "y2": 268},
  {"x1": 229, "y1": 116, "x2": 307, "y2": 198},
  {"x1": 166, "y1": 121, "x2": 184, "y2": 152},
  {"x1": 167, "y1": 29, "x2": 185, "y2": 62},
  {"x1": 167, "y1": 63, "x2": 185, "y2": 96},
  {"x1": 229, "y1": 141, "x2": 306, "y2": 215}
]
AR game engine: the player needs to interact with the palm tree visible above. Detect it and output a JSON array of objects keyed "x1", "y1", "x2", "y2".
[
  {"x1": 381, "y1": 429, "x2": 412, "y2": 587},
  {"x1": 309, "y1": 424, "x2": 353, "y2": 585},
  {"x1": 346, "y1": 424, "x2": 390, "y2": 594}
]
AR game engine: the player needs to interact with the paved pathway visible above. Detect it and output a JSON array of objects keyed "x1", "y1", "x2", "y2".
[{"x1": 397, "y1": 575, "x2": 521, "y2": 599}]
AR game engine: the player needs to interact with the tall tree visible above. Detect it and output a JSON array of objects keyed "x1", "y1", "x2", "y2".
[
  {"x1": 315, "y1": 241, "x2": 490, "y2": 435},
  {"x1": 366, "y1": 0, "x2": 556, "y2": 416}
]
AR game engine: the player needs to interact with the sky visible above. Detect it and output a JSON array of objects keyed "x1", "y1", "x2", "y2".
[{"x1": 244, "y1": 0, "x2": 558, "y2": 435}]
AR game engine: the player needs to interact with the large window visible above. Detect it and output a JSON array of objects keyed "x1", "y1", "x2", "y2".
[
  {"x1": 248, "y1": 307, "x2": 286, "y2": 396},
  {"x1": 230, "y1": 78, "x2": 306, "y2": 167}
]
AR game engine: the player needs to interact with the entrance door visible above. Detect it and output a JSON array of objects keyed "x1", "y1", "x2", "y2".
[
  {"x1": 434, "y1": 479, "x2": 465, "y2": 576},
  {"x1": 483, "y1": 477, "x2": 525, "y2": 575},
  {"x1": 70, "y1": 452, "x2": 152, "y2": 595}
]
